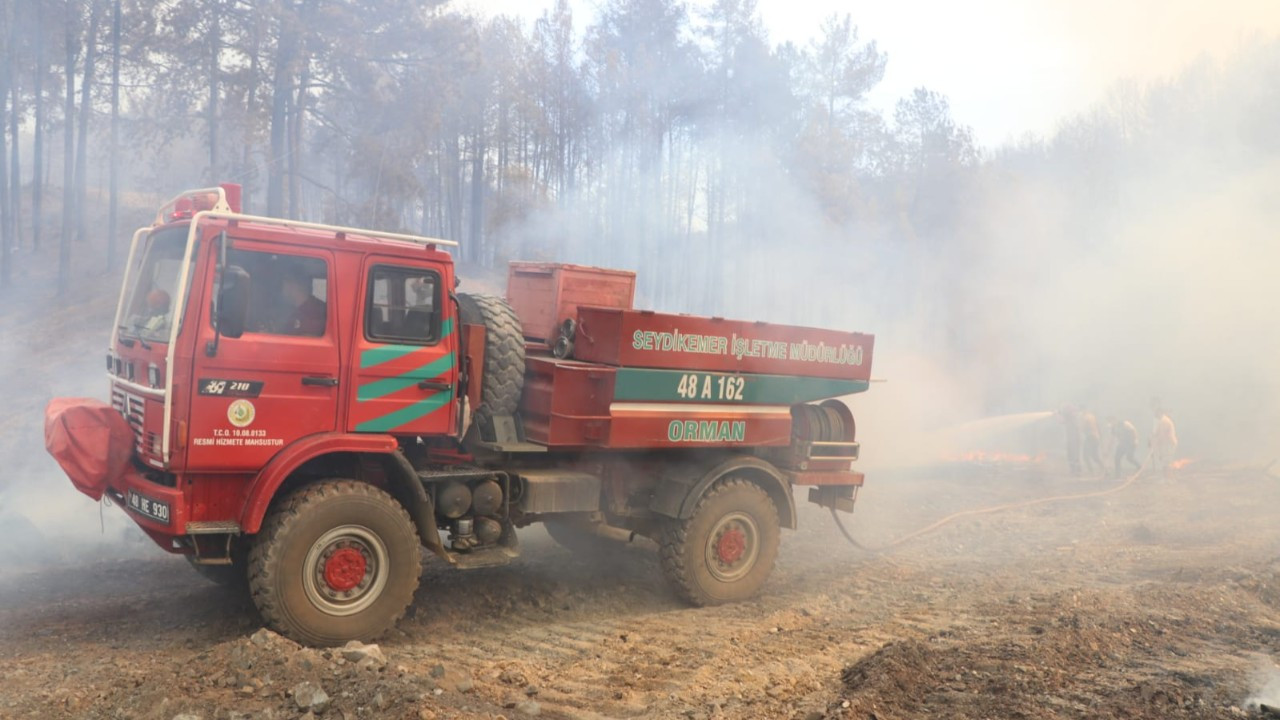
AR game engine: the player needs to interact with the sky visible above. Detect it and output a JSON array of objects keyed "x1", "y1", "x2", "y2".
[{"x1": 461, "y1": 0, "x2": 1280, "y2": 147}]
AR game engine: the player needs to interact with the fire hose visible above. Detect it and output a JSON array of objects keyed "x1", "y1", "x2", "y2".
[{"x1": 831, "y1": 451, "x2": 1154, "y2": 554}]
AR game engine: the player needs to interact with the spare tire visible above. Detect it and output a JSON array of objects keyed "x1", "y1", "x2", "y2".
[{"x1": 456, "y1": 293, "x2": 525, "y2": 441}]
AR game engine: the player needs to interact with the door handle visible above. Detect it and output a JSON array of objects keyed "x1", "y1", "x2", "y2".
[
  {"x1": 302, "y1": 376, "x2": 339, "y2": 387},
  {"x1": 417, "y1": 380, "x2": 451, "y2": 392}
]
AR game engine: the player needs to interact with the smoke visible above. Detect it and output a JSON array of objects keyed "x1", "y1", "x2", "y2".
[
  {"x1": 486, "y1": 32, "x2": 1280, "y2": 476},
  {"x1": 1245, "y1": 659, "x2": 1280, "y2": 710},
  {"x1": 0, "y1": 252, "x2": 154, "y2": 570},
  {"x1": 3, "y1": 0, "x2": 1277, "y2": 580},
  {"x1": 1032, "y1": 161, "x2": 1280, "y2": 460},
  {"x1": 959, "y1": 41, "x2": 1280, "y2": 463},
  {"x1": 884, "y1": 41, "x2": 1280, "y2": 466}
]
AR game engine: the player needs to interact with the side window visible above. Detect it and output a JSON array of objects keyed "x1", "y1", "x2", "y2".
[
  {"x1": 219, "y1": 248, "x2": 328, "y2": 337},
  {"x1": 366, "y1": 266, "x2": 440, "y2": 344}
]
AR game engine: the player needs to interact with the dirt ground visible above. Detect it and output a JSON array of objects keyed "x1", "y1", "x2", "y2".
[
  {"x1": 2, "y1": 460, "x2": 1279, "y2": 720},
  {"x1": 3, "y1": 258, "x2": 1280, "y2": 719}
]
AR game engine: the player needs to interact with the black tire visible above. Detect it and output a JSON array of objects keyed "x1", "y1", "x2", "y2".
[
  {"x1": 248, "y1": 480, "x2": 422, "y2": 646},
  {"x1": 456, "y1": 293, "x2": 525, "y2": 440},
  {"x1": 659, "y1": 477, "x2": 781, "y2": 606}
]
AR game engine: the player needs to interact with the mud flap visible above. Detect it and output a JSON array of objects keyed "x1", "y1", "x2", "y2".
[
  {"x1": 808, "y1": 485, "x2": 858, "y2": 514},
  {"x1": 44, "y1": 397, "x2": 137, "y2": 501}
]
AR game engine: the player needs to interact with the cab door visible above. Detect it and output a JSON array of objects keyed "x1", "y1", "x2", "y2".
[
  {"x1": 188, "y1": 242, "x2": 340, "y2": 471},
  {"x1": 347, "y1": 259, "x2": 458, "y2": 436}
]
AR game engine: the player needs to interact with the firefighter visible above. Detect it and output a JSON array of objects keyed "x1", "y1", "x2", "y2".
[
  {"x1": 280, "y1": 268, "x2": 326, "y2": 336},
  {"x1": 1151, "y1": 407, "x2": 1179, "y2": 476},
  {"x1": 1079, "y1": 408, "x2": 1104, "y2": 475},
  {"x1": 1112, "y1": 418, "x2": 1141, "y2": 476},
  {"x1": 1059, "y1": 406, "x2": 1082, "y2": 475},
  {"x1": 1100, "y1": 415, "x2": 1118, "y2": 473},
  {"x1": 142, "y1": 288, "x2": 170, "y2": 334}
]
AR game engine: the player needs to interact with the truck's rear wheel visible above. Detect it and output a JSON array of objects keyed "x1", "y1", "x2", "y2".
[
  {"x1": 659, "y1": 478, "x2": 780, "y2": 606},
  {"x1": 248, "y1": 480, "x2": 421, "y2": 646},
  {"x1": 456, "y1": 293, "x2": 524, "y2": 440}
]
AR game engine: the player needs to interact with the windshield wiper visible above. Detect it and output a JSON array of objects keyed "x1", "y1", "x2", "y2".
[{"x1": 117, "y1": 324, "x2": 152, "y2": 350}]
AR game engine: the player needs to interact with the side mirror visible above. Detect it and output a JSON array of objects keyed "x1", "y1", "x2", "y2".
[{"x1": 216, "y1": 266, "x2": 251, "y2": 339}]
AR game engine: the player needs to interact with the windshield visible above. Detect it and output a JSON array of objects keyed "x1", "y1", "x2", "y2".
[{"x1": 120, "y1": 226, "x2": 195, "y2": 343}]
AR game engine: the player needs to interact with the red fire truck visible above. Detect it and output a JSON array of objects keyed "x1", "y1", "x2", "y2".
[{"x1": 46, "y1": 184, "x2": 874, "y2": 646}]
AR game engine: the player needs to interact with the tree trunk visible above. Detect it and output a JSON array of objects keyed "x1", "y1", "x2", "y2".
[
  {"x1": 469, "y1": 134, "x2": 484, "y2": 264},
  {"x1": 288, "y1": 58, "x2": 308, "y2": 219},
  {"x1": 74, "y1": 3, "x2": 101, "y2": 247},
  {"x1": 5, "y1": 0, "x2": 20, "y2": 261},
  {"x1": 61, "y1": 17, "x2": 77, "y2": 300},
  {"x1": 283, "y1": 84, "x2": 294, "y2": 217},
  {"x1": 266, "y1": 7, "x2": 298, "y2": 217},
  {"x1": 0, "y1": 13, "x2": 10, "y2": 289},
  {"x1": 10, "y1": 47, "x2": 23, "y2": 255},
  {"x1": 453, "y1": 135, "x2": 468, "y2": 252},
  {"x1": 32, "y1": 1, "x2": 45, "y2": 251},
  {"x1": 241, "y1": 22, "x2": 261, "y2": 205},
  {"x1": 107, "y1": 0, "x2": 119, "y2": 270},
  {"x1": 207, "y1": 0, "x2": 219, "y2": 184}
]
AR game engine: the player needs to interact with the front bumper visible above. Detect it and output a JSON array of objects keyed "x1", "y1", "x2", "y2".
[{"x1": 105, "y1": 469, "x2": 189, "y2": 551}]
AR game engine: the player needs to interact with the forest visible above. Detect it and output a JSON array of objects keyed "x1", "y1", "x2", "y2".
[{"x1": 1, "y1": 0, "x2": 1278, "y2": 442}]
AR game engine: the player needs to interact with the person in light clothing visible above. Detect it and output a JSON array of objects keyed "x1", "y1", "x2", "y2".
[
  {"x1": 1079, "y1": 409, "x2": 1104, "y2": 475},
  {"x1": 1151, "y1": 408, "x2": 1178, "y2": 476}
]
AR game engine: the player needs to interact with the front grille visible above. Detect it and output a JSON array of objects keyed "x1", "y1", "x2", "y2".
[{"x1": 111, "y1": 386, "x2": 146, "y2": 454}]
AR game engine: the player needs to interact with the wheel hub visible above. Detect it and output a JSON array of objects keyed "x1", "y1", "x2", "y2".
[
  {"x1": 323, "y1": 547, "x2": 368, "y2": 592},
  {"x1": 302, "y1": 525, "x2": 389, "y2": 617},
  {"x1": 705, "y1": 512, "x2": 760, "y2": 582},
  {"x1": 716, "y1": 527, "x2": 747, "y2": 565}
]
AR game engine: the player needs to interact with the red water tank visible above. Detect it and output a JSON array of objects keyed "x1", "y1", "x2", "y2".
[{"x1": 506, "y1": 262, "x2": 636, "y2": 344}]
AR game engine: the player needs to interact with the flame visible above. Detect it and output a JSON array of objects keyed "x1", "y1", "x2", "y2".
[{"x1": 1169, "y1": 458, "x2": 1194, "y2": 470}]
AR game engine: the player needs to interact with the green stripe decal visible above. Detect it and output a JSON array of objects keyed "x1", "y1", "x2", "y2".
[
  {"x1": 614, "y1": 368, "x2": 869, "y2": 405},
  {"x1": 356, "y1": 354, "x2": 455, "y2": 402},
  {"x1": 356, "y1": 389, "x2": 455, "y2": 432},
  {"x1": 360, "y1": 318, "x2": 454, "y2": 369}
]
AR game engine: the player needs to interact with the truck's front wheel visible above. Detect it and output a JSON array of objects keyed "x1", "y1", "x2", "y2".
[
  {"x1": 659, "y1": 477, "x2": 780, "y2": 606},
  {"x1": 248, "y1": 480, "x2": 422, "y2": 646}
]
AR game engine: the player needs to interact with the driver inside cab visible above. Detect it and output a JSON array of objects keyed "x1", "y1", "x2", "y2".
[{"x1": 279, "y1": 268, "x2": 325, "y2": 336}]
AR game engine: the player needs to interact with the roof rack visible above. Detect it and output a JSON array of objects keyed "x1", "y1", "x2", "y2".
[{"x1": 154, "y1": 185, "x2": 459, "y2": 248}]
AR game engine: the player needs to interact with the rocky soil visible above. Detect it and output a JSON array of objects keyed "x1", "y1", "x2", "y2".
[{"x1": 2, "y1": 460, "x2": 1279, "y2": 720}]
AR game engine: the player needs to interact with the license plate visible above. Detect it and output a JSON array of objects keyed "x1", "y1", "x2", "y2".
[{"x1": 126, "y1": 489, "x2": 171, "y2": 524}]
